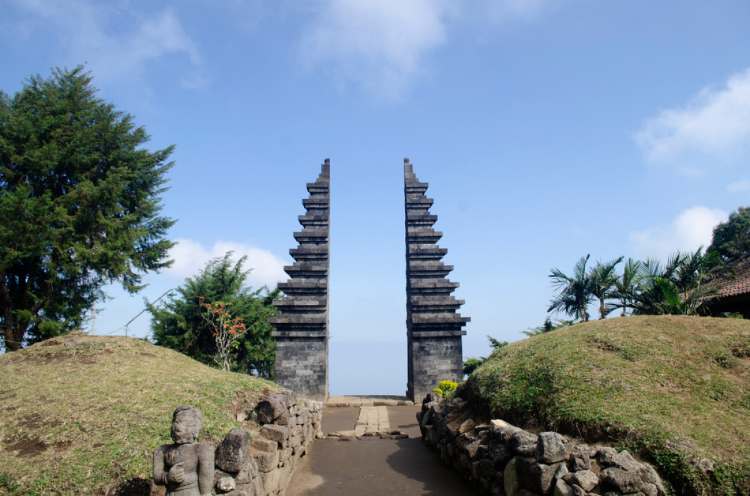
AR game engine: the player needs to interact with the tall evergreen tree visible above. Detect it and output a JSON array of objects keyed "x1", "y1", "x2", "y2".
[
  {"x1": 148, "y1": 253, "x2": 279, "y2": 378},
  {"x1": 0, "y1": 67, "x2": 175, "y2": 350}
]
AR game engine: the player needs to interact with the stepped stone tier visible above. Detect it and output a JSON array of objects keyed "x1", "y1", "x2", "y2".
[
  {"x1": 404, "y1": 159, "x2": 469, "y2": 403},
  {"x1": 270, "y1": 160, "x2": 330, "y2": 401}
]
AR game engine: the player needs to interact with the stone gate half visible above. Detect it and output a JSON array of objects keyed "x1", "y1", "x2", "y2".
[
  {"x1": 271, "y1": 159, "x2": 468, "y2": 402},
  {"x1": 404, "y1": 159, "x2": 469, "y2": 402},
  {"x1": 270, "y1": 160, "x2": 330, "y2": 401}
]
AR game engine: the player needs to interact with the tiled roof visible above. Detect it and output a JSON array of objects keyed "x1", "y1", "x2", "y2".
[{"x1": 713, "y1": 263, "x2": 750, "y2": 298}]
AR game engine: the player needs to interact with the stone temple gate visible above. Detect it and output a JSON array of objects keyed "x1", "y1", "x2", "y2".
[{"x1": 270, "y1": 159, "x2": 469, "y2": 402}]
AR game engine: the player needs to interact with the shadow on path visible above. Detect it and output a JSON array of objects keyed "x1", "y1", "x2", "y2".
[{"x1": 288, "y1": 438, "x2": 474, "y2": 495}]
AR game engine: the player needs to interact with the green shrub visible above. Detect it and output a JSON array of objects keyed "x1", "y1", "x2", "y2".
[{"x1": 433, "y1": 380, "x2": 459, "y2": 398}]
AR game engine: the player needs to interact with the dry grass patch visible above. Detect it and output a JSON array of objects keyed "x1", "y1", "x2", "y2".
[{"x1": 0, "y1": 333, "x2": 276, "y2": 495}]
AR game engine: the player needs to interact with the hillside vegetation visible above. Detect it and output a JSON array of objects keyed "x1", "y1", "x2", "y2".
[
  {"x1": 467, "y1": 315, "x2": 750, "y2": 495},
  {"x1": 0, "y1": 333, "x2": 275, "y2": 495}
]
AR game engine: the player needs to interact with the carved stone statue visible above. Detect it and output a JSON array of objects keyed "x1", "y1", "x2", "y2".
[{"x1": 153, "y1": 406, "x2": 214, "y2": 496}]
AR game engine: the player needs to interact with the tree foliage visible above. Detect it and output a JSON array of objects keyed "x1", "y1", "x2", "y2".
[
  {"x1": 707, "y1": 206, "x2": 750, "y2": 272},
  {"x1": 548, "y1": 254, "x2": 594, "y2": 321},
  {"x1": 149, "y1": 253, "x2": 278, "y2": 377},
  {"x1": 548, "y1": 249, "x2": 716, "y2": 322},
  {"x1": 0, "y1": 67, "x2": 175, "y2": 351},
  {"x1": 590, "y1": 256, "x2": 624, "y2": 319}
]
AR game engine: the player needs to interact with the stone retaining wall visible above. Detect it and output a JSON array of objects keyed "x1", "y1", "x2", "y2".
[
  {"x1": 418, "y1": 395, "x2": 668, "y2": 496},
  {"x1": 204, "y1": 392, "x2": 321, "y2": 496},
  {"x1": 215, "y1": 393, "x2": 322, "y2": 496}
]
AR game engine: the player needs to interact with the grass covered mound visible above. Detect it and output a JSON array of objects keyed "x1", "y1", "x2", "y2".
[
  {"x1": 0, "y1": 333, "x2": 275, "y2": 495},
  {"x1": 466, "y1": 316, "x2": 750, "y2": 495}
]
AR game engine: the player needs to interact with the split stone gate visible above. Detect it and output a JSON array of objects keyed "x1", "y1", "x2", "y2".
[{"x1": 270, "y1": 159, "x2": 469, "y2": 403}]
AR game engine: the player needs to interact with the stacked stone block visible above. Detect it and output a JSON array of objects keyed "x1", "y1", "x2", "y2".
[
  {"x1": 271, "y1": 160, "x2": 330, "y2": 401},
  {"x1": 418, "y1": 395, "x2": 668, "y2": 496},
  {"x1": 212, "y1": 392, "x2": 323, "y2": 496},
  {"x1": 404, "y1": 159, "x2": 469, "y2": 402}
]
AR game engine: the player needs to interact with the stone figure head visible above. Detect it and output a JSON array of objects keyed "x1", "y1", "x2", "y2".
[{"x1": 170, "y1": 406, "x2": 202, "y2": 444}]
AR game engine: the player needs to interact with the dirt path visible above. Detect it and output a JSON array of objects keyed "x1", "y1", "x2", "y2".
[{"x1": 287, "y1": 405, "x2": 473, "y2": 495}]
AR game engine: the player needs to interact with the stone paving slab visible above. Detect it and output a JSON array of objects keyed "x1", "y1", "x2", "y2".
[{"x1": 354, "y1": 406, "x2": 391, "y2": 436}]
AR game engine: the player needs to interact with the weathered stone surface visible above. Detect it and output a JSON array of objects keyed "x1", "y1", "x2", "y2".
[
  {"x1": 517, "y1": 457, "x2": 558, "y2": 494},
  {"x1": 570, "y1": 445, "x2": 591, "y2": 471},
  {"x1": 153, "y1": 406, "x2": 214, "y2": 496},
  {"x1": 511, "y1": 430, "x2": 539, "y2": 457},
  {"x1": 567, "y1": 469, "x2": 598, "y2": 492},
  {"x1": 491, "y1": 419, "x2": 522, "y2": 442},
  {"x1": 459, "y1": 418, "x2": 476, "y2": 434},
  {"x1": 255, "y1": 449, "x2": 279, "y2": 473},
  {"x1": 418, "y1": 397, "x2": 667, "y2": 496},
  {"x1": 537, "y1": 432, "x2": 567, "y2": 463},
  {"x1": 256, "y1": 393, "x2": 289, "y2": 425},
  {"x1": 251, "y1": 436, "x2": 277, "y2": 454},
  {"x1": 215, "y1": 475, "x2": 236, "y2": 493},
  {"x1": 554, "y1": 479, "x2": 574, "y2": 496},
  {"x1": 599, "y1": 448, "x2": 641, "y2": 471},
  {"x1": 215, "y1": 428, "x2": 250, "y2": 474},
  {"x1": 600, "y1": 467, "x2": 645, "y2": 493},
  {"x1": 504, "y1": 457, "x2": 521, "y2": 496},
  {"x1": 261, "y1": 424, "x2": 289, "y2": 445},
  {"x1": 154, "y1": 399, "x2": 322, "y2": 496},
  {"x1": 271, "y1": 160, "x2": 330, "y2": 400},
  {"x1": 404, "y1": 159, "x2": 469, "y2": 402}
]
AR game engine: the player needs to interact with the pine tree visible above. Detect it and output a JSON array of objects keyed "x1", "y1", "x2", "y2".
[{"x1": 0, "y1": 67, "x2": 175, "y2": 350}]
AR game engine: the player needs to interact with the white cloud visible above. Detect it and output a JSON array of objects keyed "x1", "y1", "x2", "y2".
[
  {"x1": 298, "y1": 0, "x2": 552, "y2": 100},
  {"x1": 630, "y1": 206, "x2": 727, "y2": 261},
  {"x1": 167, "y1": 239, "x2": 287, "y2": 289},
  {"x1": 727, "y1": 179, "x2": 750, "y2": 193},
  {"x1": 635, "y1": 68, "x2": 750, "y2": 169},
  {"x1": 9, "y1": 0, "x2": 202, "y2": 85},
  {"x1": 299, "y1": 0, "x2": 448, "y2": 100}
]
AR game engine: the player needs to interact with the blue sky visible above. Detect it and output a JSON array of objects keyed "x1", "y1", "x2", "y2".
[{"x1": 2, "y1": 0, "x2": 749, "y2": 394}]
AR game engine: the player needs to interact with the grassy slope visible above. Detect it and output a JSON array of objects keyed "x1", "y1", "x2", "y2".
[
  {"x1": 467, "y1": 315, "x2": 750, "y2": 495},
  {"x1": 0, "y1": 333, "x2": 275, "y2": 495}
]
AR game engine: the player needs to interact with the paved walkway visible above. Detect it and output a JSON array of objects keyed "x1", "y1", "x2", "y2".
[
  {"x1": 354, "y1": 406, "x2": 391, "y2": 436},
  {"x1": 287, "y1": 404, "x2": 471, "y2": 496}
]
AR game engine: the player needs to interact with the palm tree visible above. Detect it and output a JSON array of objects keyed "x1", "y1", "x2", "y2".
[
  {"x1": 632, "y1": 250, "x2": 713, "y2": 315},
  {"x1": 590, "y1": 256, "x2": 624, "y2": 319},
  {"x1": 613, "y1": 258, "x2": 643, "y2": 316},
  {"x1": 548, "y1": 254, "x2": 593, "y2": 322}
]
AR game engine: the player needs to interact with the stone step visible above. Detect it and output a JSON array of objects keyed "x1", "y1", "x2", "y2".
[
  {"x1": 284, "y1": 262, "x2": 328, "y2": 277},
  {"x1": 407, "y1": 261, "x2": 453, "y2": 277},
  {"x1": 294, "y1": 228, "x2": 328, "y2": 242},
  {"x1": 302, "y1": 198, "x2": 329, "y2": 209},
  {"x1": 409, "y1": 295, "x2": 465, "y2": 310},
  {"x1": 405, "y1": 198, "x2": 434, "y2": 209},
  {"x1": 406, "y1": 228, "x2": 443, "y2": 243},
  {"x1": 410, "y1": 313, "x2": 470, "y2": 325},
  {"x1": 269, "y1": 314, "x2": 326, "y2": 325},
  {"x1": 408, "y1": 245, "x2": 448, "y2": 259},
  {"x1": 277, "y1": 279, "x2": 327, "y2": 295},
  {"x1": 272, "y1": 296, "x2": 326, "y2": 309},
  {"x1": 408, "y1": 278, "x2": 460, "y2": 293},
  {"x1": 289, "y1": 245, "x2": 328, "y2": 261}
]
